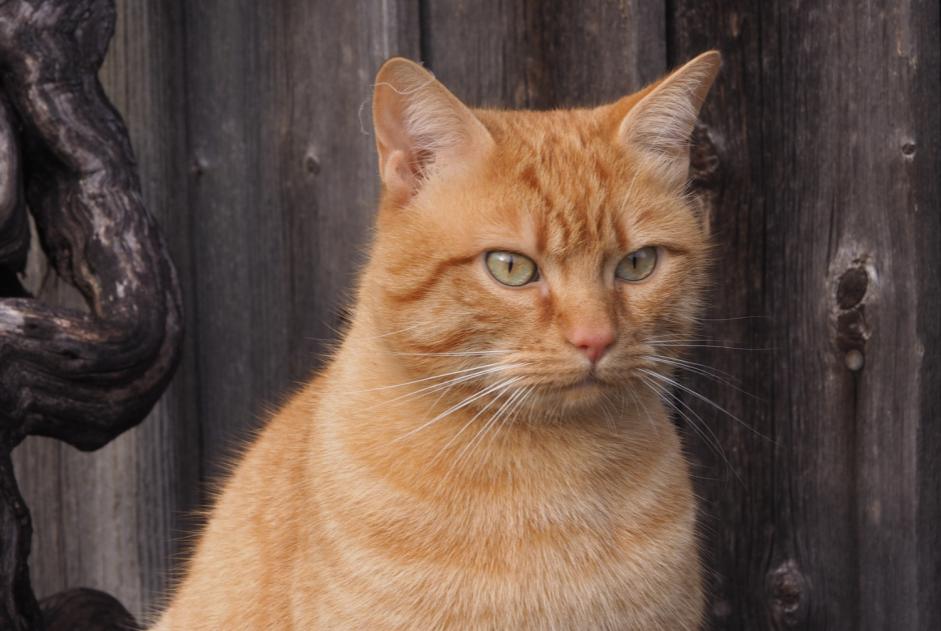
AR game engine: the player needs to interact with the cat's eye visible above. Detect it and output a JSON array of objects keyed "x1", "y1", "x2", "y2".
[
  {"x1": 485, "y1": 251, "x2": 538, "y2": 286},
  {"x1": 615, "y1": 246, "x2": 658, "y2": 282}
]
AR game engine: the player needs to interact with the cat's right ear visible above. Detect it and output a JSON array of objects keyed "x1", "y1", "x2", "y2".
[
  {"x1": 372, "y1": 58, "x2": 494, "y2": 205},
  {"x1": 614, "y1": 51, "x2": 721, "y2": 191}
]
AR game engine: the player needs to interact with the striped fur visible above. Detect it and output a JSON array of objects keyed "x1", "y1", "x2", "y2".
[{"x1": 150, "y1": 52, "x2": 721, "y2": 630}]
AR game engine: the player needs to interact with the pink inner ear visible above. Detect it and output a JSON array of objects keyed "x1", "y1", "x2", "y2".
[
  {"x1": 373, "y1": 60, "x2": 496, "y2": 207},
  {"x1": 382, "y1": 149, "x2": 419, "y2": 203}
]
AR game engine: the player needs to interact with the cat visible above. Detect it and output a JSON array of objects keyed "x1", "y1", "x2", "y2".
[{"x1": 149, "y1": 51, "x2": 721, "y2": 630}]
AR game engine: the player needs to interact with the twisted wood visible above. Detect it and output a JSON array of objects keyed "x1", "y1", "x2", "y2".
[{"x1": 0, "y1": 1, "x2": 182, "y2": 627}]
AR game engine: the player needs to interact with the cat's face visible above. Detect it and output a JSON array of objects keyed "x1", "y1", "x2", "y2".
[{"x1": 366, "y1": 55, "x2": 719, "y2": 416}]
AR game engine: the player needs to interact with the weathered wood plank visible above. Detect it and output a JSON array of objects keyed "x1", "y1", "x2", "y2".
[
  {"x1": 13, "y1": 0, "x2": 198, "y2": 621},
  {"x1": 423, "y1": 0, "x2": 665, "y2": 108},
  {"x1": 669, "y1": 1, "x2": 941, "y2": 629},
  {"x1": 179, "y1": 0, "x2": 420, "y2": 482}
]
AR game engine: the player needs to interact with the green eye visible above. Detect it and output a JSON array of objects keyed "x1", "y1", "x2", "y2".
[
  {"x1": 615, "y1": 246, "x2": 658, "y2": 282},
  {"x1": 485, "y1": 251, "x2": 538, "y2": 286}
]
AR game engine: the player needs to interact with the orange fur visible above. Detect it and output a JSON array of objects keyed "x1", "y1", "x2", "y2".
[{"x1": 150, "y1": 52, "x2": 720, "y2": 630}]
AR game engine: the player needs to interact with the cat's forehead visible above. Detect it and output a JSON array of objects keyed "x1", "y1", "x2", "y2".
[
  {"x1": 474, "y1": 108, "x2": 658, "y2": 258},
  {"x1": 475, "y1": 107, "x2": 611, "y2": 156}
]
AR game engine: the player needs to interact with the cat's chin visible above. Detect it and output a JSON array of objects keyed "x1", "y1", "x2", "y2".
[{"x1": 539, "y1": 376, "x2": 611, "y2": 412}]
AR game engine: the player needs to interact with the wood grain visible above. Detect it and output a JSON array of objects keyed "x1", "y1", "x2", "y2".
[
  {"x1": 423, "y1": 0, "x2": 665, "y2": 108},
  {"x1": 669, "y1": 1, "x2": 941, "y2": 628},
  {"x1": 179, "y1": 0, "x2": 420, "y2": 484}
]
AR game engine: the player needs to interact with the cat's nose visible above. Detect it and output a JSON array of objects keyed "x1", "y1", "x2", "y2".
[{"x1": 566, "y1": 324, "x2": 615, "y2": 364}]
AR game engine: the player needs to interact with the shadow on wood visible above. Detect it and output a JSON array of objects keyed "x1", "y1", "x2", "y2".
[{"x1": 40, "y1": 589, "x2": 138, "y2": 631}]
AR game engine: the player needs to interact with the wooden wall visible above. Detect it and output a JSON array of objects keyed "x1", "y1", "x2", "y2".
[{"x1": 12, "y1": 1, "x2": 939, "y2": 628}]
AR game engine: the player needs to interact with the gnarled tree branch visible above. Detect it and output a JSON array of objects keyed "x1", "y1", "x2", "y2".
[
  {"x1": 0, "y1": 0, "x2": 184, "y2": 451},
  {"x1": 0, "y1": 1, "x2": 183, "y2": 628}
]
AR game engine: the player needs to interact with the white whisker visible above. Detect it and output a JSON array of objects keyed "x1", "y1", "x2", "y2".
[
  {"x1": 360, "y1": 363, "x2": 520, "y2": 414},
  {"x1": 341, "y1": 361, "x2": 509, "y2": 396},
  {"x1": 639, "y1": 375, "x2": 741, "y2": 484},
  {"x1": 390, "y1": 350, "x2": 513, "y2": 357},
  {"x1": 646, "y1": 342, "x2": 772, "y2": 351},
  {"x1": 643, "y1": 355, "x2": 760, "y2": 401},
  {"x1": 392, "y1": 375, "x2": 521, "y2": 444},
  {"x1": 638, "y1": 368, "x2": 771, "y2": 442},
  {"x1": 447, "y1": 385, "x2": 532, "y2": 479},
  {"x1": 428, "y1": 378, "x2": 521, "y2": 464}
]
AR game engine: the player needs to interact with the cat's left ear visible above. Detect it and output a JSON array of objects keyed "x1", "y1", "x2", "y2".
[
  {"x1": 616, "y1": 51, "x2": 721, "y2": 190},
  {"x1": 373, "y1": 58, "x2": 494, "y2": 205}
]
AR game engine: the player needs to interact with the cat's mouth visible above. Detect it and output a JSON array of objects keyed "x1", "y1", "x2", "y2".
[
  {"x1": 553, "y1": 373, "x2": 610, "y2": 405},
  {"x1": 567, "y1": 375, "x2": 604, "y2": 391}
]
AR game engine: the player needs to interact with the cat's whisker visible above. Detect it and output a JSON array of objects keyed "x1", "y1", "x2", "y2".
[
  {"x1": 448, "y1": 385, "x2": 534, "y2": 479},
  {"x1": 648, "y1": 382, "x2": 732, "y2": 462},
  {"x1": 365, "y1": 322, "x2": 429, "y2": 340},
  {"x1": 427, "y1": 378, "x2": 522, "y2": 465},
  {"x1": 638, "y1": 375, "x2": 741, "y2": 484},
  {"x1": 643, "y1": 353, "x2": 739, "y2": 382},
  {"x1": 500, "y1": 385, "x2": 534, "y2": 435},
  {"x1": 377, "y1": 364, "x2": 520, "y2": 413},
  {"x1": 667, "y1": 391, "x2": 729, "y2": 463},
  {"x1": 642, "y1": 334, "x2": 748, "y2": 344},
  {"x1": 642, "y1": 355, "x2": 761, "y2": 402},
  {"x1": 446, "y1": 385, "x2": 528, "y2": 474},
  {"x1": 341, "y1": 361, "x2": 509, "y2": 396},
  {"x1": 487, "y1": 385, "x2": 536, "y2": 453},
  {"x1": 597, "y1": 391, "x2": 620, "y2": 433},
  {"x1": 392, "y1": 374, "x2": 523, "y2": 444},
  {"x1": 638, "y1": 368, "x2": 772, "y2": 442},
  {"x1": 627, "y1": 385, "x2": 654, "y2": 432},
  {"x1": 646, "y1": 342, "x2": 772, "y2": 351},
  {"x1": 390, "y1": 350, "x2": 514, "y2": 357},
  {"x1": 695, "y1": 315, "x2": 771, "y2": 322}
]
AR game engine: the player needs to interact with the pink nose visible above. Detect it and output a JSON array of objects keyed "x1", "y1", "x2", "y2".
[{"x1": 566, "y1": 324, "x2": 615, "y2": 364}]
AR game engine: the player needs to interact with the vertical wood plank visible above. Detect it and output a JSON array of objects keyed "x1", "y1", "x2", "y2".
[
  {"x1": 423, "y1": 0, "x2": 665, "y2": 108},
  {"x1": 669, "y1": 1, "x2": 941, "y2": 629},
  {"x1": 912, "y1": 4, "x2": 941, "y2": 628},
  {"x1": 179, "y1": 0, "x2": 420, "y2": 484},
  {"x1": 12, "y1": 0, "x2": 199, "y2": 621}
]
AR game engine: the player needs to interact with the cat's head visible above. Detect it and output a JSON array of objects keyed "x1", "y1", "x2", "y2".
[{"x1": 363, "y1": 53, "x2": 720, "y2": 416}]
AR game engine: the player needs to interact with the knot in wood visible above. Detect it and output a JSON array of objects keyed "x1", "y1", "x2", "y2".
[
  {"x1": 190, "y1": 155, "x2": 209, "y2": 177},
  {"x1": 304, "y1": 149, "x2": 321, "y2": 175},
  {"x1": 836, "y1": 266, "x2": 868, "y2": 309},
  {"x1": 834, "y1": 263, "x2": 872, "y2": 368},
  {"x1": 767, "y1": 559, "x2": 809, "y2": 627}
]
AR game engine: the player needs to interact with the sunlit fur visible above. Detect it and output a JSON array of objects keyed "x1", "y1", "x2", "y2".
[{"x1": 150, "y1": 53, "x2": 719, "y2": 631}]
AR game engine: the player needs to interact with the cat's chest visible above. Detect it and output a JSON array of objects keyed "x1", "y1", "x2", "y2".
[
  {"x1": 303, "y1": 405, "x2": 700, "y2": 628},
  {"x1": 303, "y1": 456, "x2": 700, "y2": 629}
]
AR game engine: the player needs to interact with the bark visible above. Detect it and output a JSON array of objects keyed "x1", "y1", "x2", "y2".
[{"x1": 0, "y1": 0, "x2": 183, "y2": 628}]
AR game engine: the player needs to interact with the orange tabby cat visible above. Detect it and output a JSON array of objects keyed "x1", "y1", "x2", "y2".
[{"x1": 150, "y1": 51, "x2": 720, "y2": 630}]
